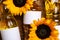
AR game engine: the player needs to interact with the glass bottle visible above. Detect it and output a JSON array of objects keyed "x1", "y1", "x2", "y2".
[
  {"x1": 52, "y1": 0, "x2": 60, "y2": 25},
  {"x1": 23, "y1": 0, "x2": 45, "y2": 40},
  {"x1": 0, "y1": 4, "x2": 21, "y2": 40}
]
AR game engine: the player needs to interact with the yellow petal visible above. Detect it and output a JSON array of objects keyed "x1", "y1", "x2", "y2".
[{"x1": 51, "y1": 30, "x2": 58, "y2": 37}]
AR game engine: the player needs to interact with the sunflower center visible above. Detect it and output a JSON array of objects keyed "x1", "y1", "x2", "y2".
[
  {"x1": 36, "y1": 24, "x2": 51, "y2": 39},
  {"x1": 13, "y1": 0, "x2": 26, "y2": 7}
]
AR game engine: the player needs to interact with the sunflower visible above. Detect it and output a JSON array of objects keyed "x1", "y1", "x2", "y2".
[
  {"x1": 3, "y1": 0, "x2": 33, "y2": 16},
  {"x1": 28, "y1": 18, "x2": 58, "y2": 40}
]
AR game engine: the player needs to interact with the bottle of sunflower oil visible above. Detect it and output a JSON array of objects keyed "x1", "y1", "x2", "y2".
[
  {"x1": 0, "y1": 5, "x2": 21, "y2": 40},
  {"x1": 23, "y1": 0, "x2": 45, "y2": 40}
]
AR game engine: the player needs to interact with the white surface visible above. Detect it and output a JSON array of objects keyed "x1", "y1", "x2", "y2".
[
  {"x1": 52, "y1": 0, "x2": 58, "y2": 3},
  {"x1": 23, "y1": 11, "x2": 42, "y2": 24},
  {"x1": 0, "y1": 27, "x2": 21, "y2": 40},
  {"x1": 55, "y1": 25, "x2": 60, "y2": 40}
]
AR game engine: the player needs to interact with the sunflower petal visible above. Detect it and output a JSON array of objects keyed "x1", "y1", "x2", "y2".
[{"x1": 51, "y1": 30, "x2": 58, "y2": 37}]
